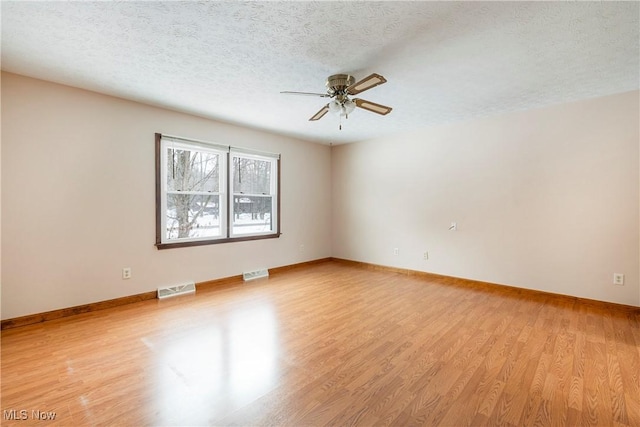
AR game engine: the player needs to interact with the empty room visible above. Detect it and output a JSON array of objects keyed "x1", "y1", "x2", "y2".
[{"x1": 1, "y1": 2, "x2": 639, "y2": 426}]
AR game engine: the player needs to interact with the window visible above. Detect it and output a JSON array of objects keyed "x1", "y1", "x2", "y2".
[
  {"x1": 231, "y1": 150, "x2": 278, "y2": 237},
  {"x1": 155, "y1": 134, "x2": 280, "y2": 249}
]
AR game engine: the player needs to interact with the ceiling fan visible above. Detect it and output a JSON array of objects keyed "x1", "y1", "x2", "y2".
[{"x1": 281, "y1": 73, "x2": 392, "y2": 129}]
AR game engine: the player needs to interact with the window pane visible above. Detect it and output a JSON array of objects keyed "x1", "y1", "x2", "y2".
[
  {"x1": 232, "y1": 195, "x2": 273, "y2": 235},
  {"x1": 167, "y1": 148, "x2": 219, "y2": 192},
  {"x1": 232, "y1": 157, "x2": 271, "y2": 194},
  {"x1": 166, "y1": 194, "x2": 221, "y2": 239}
]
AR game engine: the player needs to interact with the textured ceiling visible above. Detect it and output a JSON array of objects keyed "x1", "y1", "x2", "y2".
[{"x1": 2, "y1": 1, "x2": 638, "y2": 145}]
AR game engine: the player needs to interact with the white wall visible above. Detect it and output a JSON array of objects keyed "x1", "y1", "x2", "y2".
[
  {"x1": 332, "y1": 91, "x2": 640, "y2": 306},
  {"x1": 1, "y1": 72, "x2": 332, "y2": 319}
]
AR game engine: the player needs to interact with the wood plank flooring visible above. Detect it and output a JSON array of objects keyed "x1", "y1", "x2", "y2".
[{"x1": 1, "y1": 260, "x2": 639, "y2": 426}]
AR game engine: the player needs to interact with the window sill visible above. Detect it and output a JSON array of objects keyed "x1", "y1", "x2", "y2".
[{"x1": 155, "y1": 232, "x2": 281, "y2": 250}]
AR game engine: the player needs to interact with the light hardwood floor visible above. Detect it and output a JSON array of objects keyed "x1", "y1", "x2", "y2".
[{"x1": 1, "y1": 260, "x2": 639, "y2": 426}]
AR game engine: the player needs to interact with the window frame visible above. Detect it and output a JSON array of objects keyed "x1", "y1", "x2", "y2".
[
  {"x1": 230, "y1": 150, "x2": 279, "y2": 238},
  {"x1": 155, "y1": 133, "x2": 281, "y2": 249},
  {"x1": 162, "y1": 139, "x2": 227, "y2": 244}
]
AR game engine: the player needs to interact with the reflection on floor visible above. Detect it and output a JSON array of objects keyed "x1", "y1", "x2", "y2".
[{"x1": 2, "y1": 260, "x2": 639, "y2": 426}]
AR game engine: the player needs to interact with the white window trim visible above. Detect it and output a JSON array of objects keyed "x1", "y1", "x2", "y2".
[{"x1": 160, "y1": 139, "x2": 227, "y2": 244}]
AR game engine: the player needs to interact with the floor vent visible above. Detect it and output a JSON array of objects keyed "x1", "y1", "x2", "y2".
[
  {"x1": 157, "y1": 282, "x2": 196, "y2": 299},
  {"x1": 243, "y1": 269, "x2": 269, "y2": 282}
]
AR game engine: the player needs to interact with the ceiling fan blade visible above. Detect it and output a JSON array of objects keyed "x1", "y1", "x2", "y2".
[
  {"x1": 281, "y1": 91, "x2": 330, "y2": 98},
  {"x1": 354, "y1": 98, "x2": 392, "y2": 115},
  {"x1": 309, "y1": 104, "x2": 330, "y2": 121},
  {"x1": 347, "y1": 73, "x2": 387, "y2": 95}
]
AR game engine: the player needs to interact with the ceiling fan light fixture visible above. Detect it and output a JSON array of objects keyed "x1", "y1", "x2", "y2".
[
  {"x1": 329, "y1": 98, "x2": 356, "y2": 117},
  {"x1": 328, "y1": 99, "x2": 341, "y2": 114},
  {"x1": 343, "y1": 99, "x2": 356, "y2": 115}
]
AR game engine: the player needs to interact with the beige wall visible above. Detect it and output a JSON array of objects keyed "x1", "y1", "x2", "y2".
[
  {"x1": 1, "y1": 72, "x2": 332, "y2": 319},
  {"x1": 2, "y1": 73, "x2": 638, "y2": 320},
  {"x1": 332, "y1": 91, "x2": 640, "y2": 306}
]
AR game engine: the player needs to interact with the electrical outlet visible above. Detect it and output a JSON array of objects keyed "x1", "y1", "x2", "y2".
[
  {"x1": 613, "y1": 273, "x2": 624, "y2": 286},
  {"x1": 299, "y1": 244, "x2": 305, "y2": 252},
  {"x1": 393, "y1": 248, "x2": 399, "y2": 256},
  {"x1": 122, "y1": 268, "x2": 132, "y2": 280},
  {"x1": 423, "y1": 251, "x2": 429, "y2": 260}
]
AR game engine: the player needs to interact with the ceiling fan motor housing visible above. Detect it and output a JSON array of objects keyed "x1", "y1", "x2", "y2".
[{"x1": 326, "y1": 74, "x2": 355, "y2": 96}]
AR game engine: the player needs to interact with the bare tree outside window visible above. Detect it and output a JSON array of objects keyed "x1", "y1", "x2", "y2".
[{"x1": 166, "y1": 148, "x2": 221, "y2": 239}]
